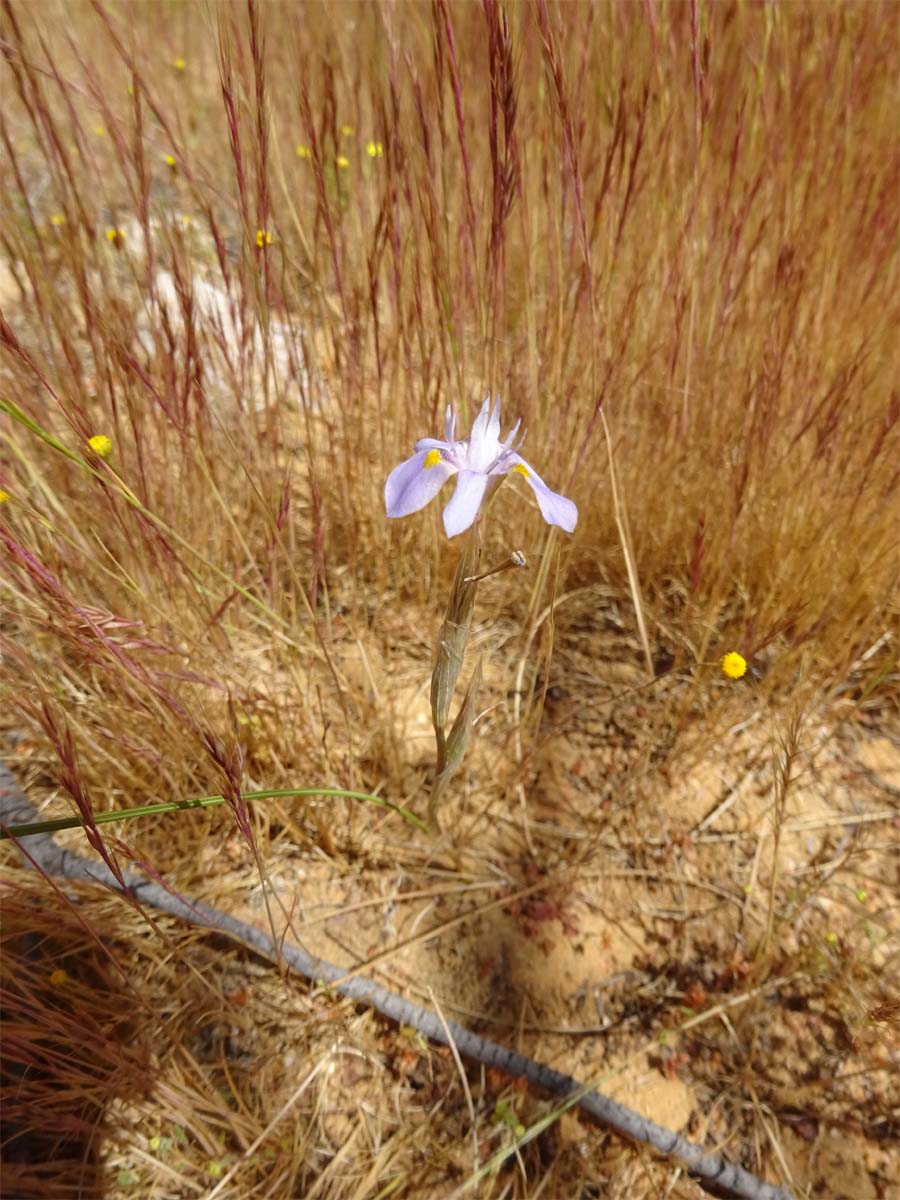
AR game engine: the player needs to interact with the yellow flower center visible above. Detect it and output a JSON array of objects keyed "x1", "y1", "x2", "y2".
[{"x1": 424, "y1": 449, "x2": 442, "y2": 468}]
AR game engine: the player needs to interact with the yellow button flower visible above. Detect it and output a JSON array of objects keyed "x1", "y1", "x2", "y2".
[
  {"x1": 721, "y1": 652, "x2": 748, "y2": 680},
  {"x1": 336, "y1": 155, "x2": 349, "y2": 169},
  {"x1": 173, "y1": 56, "x2": 187, "y2": 71},
  {"x1": 105, "y1": 227, "x2": 125, "y2": 247},
  {"x1": 0, "y1": 489, "x2": 10, "y2": 504},
  {"x1": 88, "y1": 435, "x2": 113, "y2": 458},
  {"x1": 296, "y1": 144, "x2": 312, "y2": 158},
  {"x1": 366, "y1": 141, "x2": 384, "y2": 158},
  {"x1": 255, "y1": 229, "x2": 273, "y2": 247}
]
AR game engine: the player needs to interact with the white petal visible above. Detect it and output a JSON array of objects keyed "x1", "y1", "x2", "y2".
[
  {"x1": 466, "y1": 395, "x2": 501, "y2": 471},
  {"x1": 442, "y1": 471, "x2": 489, "y2": 537},
  {"x1": 385, "y1": 450, "x2": 454, "y2": 518},
  {"x1": 509, "y1": 455, "x2": 578, "y2": 533}
]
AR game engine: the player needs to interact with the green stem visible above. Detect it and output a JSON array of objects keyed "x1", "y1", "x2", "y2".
[{"x1": 1, "y1": 787, "x2": 427, "y2": 840}]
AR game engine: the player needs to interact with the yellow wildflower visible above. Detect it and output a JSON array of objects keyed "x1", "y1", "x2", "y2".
[
  {"x1": 255, "y1": 229, "x2": 273, "y2": 248},
  {"x1": 336, "y1": 155, "x2": 349, "y2": 169},
  {"x1": 88, "y1": 435, "x2": 113, "y2": 458},
  {"x1": 341, "y1": 124, "x2": 354, "y2": 136},
  {"x1": 50, "y1": 213, "x2": 66, "y2": 227},
  {"x1": 721, "y1": 651, "x2": 748, "y2": 680},
  {"x1": 105, "y1": 227, "x2": 125, "y2": 247},
  {"x1": 181, "y1": 214, "x2": 192, "y2": 228},
  {"x1": 163, "y1": 153, "x2": 176, "y2": 168},
  {"x1": 366, "y1": 141, "x2": 384, "y2": 158},
  {"x1": 0, "y1": 489, "x2": 10, "y2": 504},
  {"x1": 173, "y1": 56, "x2": 187, "y2": 71},
  {"x1": 50, "y1": 968, "x2": 69, "y2": 987},
  {"x1": 296, "y1": 144, "x2": 312, "y2": 158},
  {"x1": 94, "y1": 125, "x2": 106, "y2": 137}
]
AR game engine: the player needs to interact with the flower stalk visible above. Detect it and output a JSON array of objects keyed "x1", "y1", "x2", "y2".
[{"x1": 429, "y1": 528, "x2": 482, "y2": 821}]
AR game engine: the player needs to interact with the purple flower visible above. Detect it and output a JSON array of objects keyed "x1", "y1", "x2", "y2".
[{"x1": 385, "y1": 396, "x2": 578, "y2": 538}]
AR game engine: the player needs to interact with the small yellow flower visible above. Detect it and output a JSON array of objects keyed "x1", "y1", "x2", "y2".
[
  {"x1": 255, "y1": 229, "x2": 273, "y2": 248},
  {"x1": 856, "y1": 888, "x2": 868, "y2": 903},
  {"x1": 163, "y1": 153, "x2": 176, "y2": 168},
  {"x1": 94, "y1": 125, "x2": 106, "y2": 137},
  {"x1": 181, "y1": 214, "x2": 192, "y2": 228},
  {"x1": 825, "y1": 931, "x2": 838, "y2": 946},
  {"x1": 50, "y1": 213, "x2": 66, "y2": 227},
  {"x1": 106, "y1": 227, "x2": 125, "y2": 247},
  {"x1": 341, "y1": 124, "x2": 354, "y2": 136},
  {"x1": 173, "y1": 56, "x2": 187, "y2": 71},
  {"x1": 49, "y1": 968, "x2": 69, "y2": 987},
  {"x1": 721, "y1": 651, "x2": 748, "y2": 680},
  {"x1": 296, "y1": 144, "x2": 312, "y2": 159},
  {"x1": 88, "y1": 435, "x2": 113, "y2": 459},
  {"x1": 366, "y1": 141, "x2": 384, "y2": 158},
  {"x1": 336, "y1": 155, "x2": 349, "y2": 169},
  {"x1": 0, "y1": 489, "x2": 10, "y2": 504}
]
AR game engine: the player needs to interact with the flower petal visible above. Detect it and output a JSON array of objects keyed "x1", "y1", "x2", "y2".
[
  {"x1": 510, "y1": 455, "x2": 578, "y2": 533},
  {"x1": 385, "y1": 450, "x2": 454, "y2": 519},
  {"x1": 466, "y1": 395, "x2": 502, "y2": 470},
  {"x1": 469, "y1": 395, "x2": 493, "y2": 443},
  {"x1": 502, "y1": 417, "x2": 523, "y2": 452},
  {"x1": 442, "y1": 470, "x2": 490, "y2": 537}
]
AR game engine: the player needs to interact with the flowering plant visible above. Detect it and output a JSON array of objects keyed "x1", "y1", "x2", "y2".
[{"x1": 385, "y1": 396, "x2": 577, "y2": 537}]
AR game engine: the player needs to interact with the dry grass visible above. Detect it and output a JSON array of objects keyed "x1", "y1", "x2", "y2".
[{"x1": 1, "y1": 1, "x2": 898, "y2": 1197}]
